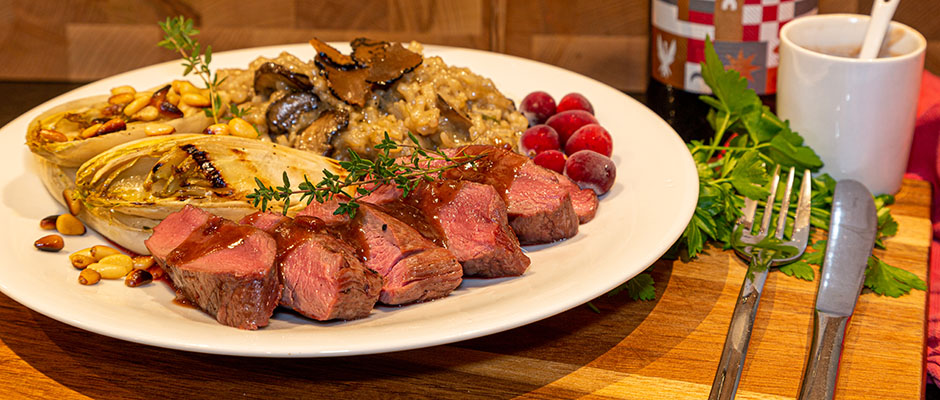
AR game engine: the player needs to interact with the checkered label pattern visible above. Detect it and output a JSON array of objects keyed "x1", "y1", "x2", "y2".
[{"x1": 651, "y1": 0, "x2": 817, "y2": 94}]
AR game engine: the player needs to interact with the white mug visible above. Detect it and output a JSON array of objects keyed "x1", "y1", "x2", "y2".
[{"x1": 777, "y1": 14, "x2": 926, "y2": 195}]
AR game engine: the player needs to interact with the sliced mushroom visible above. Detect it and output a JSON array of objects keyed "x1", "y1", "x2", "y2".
[
  {"x1": 315, "y1": 57, "x2": 371, "y2": 107},
  {"x1": 309, "y1": 38, "x2": 357, "y2": 69},
  {"x1": 253, "y1": 62, "x2": 313, "y2": 98},
  {"x1": 436, "y1": 94, "x2": 472, "y2": 141},
  {"x1": 296, "y1": 109, "x2": 349, "y2": 155},
  {"x1": 365, "y1": 43, "x2": 423, "y2": 86},
  {"x1": 265, "y1": 91, "x2": 320, "y2": 137}
]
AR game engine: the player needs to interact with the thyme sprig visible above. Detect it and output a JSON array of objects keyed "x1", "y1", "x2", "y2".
[
  {"x1": 157, "y1": 16, "x2": 227, "y2": 124},
  {"x1": 247, "y1": 133, "x2": 483, "y2": 216}
]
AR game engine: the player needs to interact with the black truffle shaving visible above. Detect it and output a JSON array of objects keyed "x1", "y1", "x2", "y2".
[
  {"x1": 315, "y1": 56, "x2": 371, "y2": 107},
  {"x1": 365, "y1": 43, "x2": 423, "y2": 86},
  {"x1": 350, "y1": 38, "x2": 390, "y2": 66},
  {"x1": 309, "y1": 38, "x2": 358, "y2": 69}
]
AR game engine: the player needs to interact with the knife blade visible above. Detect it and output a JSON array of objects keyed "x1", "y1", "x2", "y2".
[{"x1": 797, "y1": 179, "x2": 877, "y2": 400}]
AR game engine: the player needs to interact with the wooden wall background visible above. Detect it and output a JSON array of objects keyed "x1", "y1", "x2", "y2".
[{"x1": 1, "y1": 0, "x2": 938, "y2": 92}]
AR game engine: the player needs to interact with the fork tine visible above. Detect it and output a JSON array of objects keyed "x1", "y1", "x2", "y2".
[
  {"x1": 738, "y1": 198, "x2": 758, "y2": 231},
  {"x1": 758, "y1": 165, "x2": 782, "y2": 235},
  {"x1": 789, "y1": 169, "x2": 813, "y2": 245},
  {"x1": 774, "y1": 167, "x2": 796, "y2": 239}
]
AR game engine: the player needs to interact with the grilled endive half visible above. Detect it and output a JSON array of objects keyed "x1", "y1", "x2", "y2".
[
  {"x1": 26, "y1": 93, "x2": 213, "y2": 167},
  {"x1": 70, "y1": 134, "x2": 344, "y2": 254}
]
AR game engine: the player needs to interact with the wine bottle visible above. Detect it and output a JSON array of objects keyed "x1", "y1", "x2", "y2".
[{"x1": 646, "y1": 0, "x2": 818, "y2": 142}]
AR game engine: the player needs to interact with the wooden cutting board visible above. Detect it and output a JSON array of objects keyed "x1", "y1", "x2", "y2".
[{"x1": 0, "y1": 179, "x2": 929, "y2": 399}]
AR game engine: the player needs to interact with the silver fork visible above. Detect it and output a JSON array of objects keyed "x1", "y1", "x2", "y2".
[{"x1": 709, "y1": 166, "x2": 813, "y2": 400}]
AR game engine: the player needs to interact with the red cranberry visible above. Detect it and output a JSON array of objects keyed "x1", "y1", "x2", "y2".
[
  {"x1": 519, "y1": 91, "x2": 556, "y2": 126},
  {"x1": 565, "y1": 124, "x2": 612, "y2": 157},
  {"x1": 545, "y1": 110, "x2": 598, "y2": 146},
  {"x1": 520, "y1": 125, "x2": 561, "y2": 156},
  {"x1": 556, "y1": 93, "x2": 594, "y2": 115},
  {"x1": 533, "y1": 150, "x2": 566, "y2": 174},
  {"x1": 564, "y1": 150, "x2": 616, "y2": 195}
]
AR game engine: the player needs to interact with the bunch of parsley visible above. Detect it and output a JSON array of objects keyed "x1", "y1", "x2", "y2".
[
  {"x1": 675, "y1": 38, "x2": 925, "y2": 297},
  {"x1": 610, "y1": 39, "x2": 925, "y2": 302}
]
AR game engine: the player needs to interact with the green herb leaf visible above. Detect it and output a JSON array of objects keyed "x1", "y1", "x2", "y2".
[
  {"x1": 864, "y1": 256, "x2": 927, "y2": 297},
  {"x1": 728, "y1": 150, "x2": 770, "y2": 200},
  {"x1": 779, "y1": 261, "x2": 815, "y2": 280},
  {"x1": 607, "y1": 272, "x2": 656, "y2": 301}
]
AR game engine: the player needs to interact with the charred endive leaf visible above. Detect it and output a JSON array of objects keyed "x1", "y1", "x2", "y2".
[
  {"x1": 26, "y1": 94, "x2": 213, "y2": 167},
  {"x1": 70, "y1": 134, "x2": 344, "y2": 254}
]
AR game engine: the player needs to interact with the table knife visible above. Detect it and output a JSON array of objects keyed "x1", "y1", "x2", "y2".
[{"x1": 797, "y1": 179, "x2": 877, "y2": 400}]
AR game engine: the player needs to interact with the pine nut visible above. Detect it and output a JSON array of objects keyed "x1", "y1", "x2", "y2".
[
  {"x1": 147, "y1": 265, "x2": 166, "y2": 281},
  {"x1": 204, "y1": 123, "x2": 230, "y2": 135},
  {"x1": 134, "y1": 91, "x2": 153, "y2": 100},
  {"x1": 177, "y1": 102, "x2": 199, "y2": 117},
  {"x1": 110, "y1": 85, "x2": 136, "y2": 96},
  {"x1": 124, "y1": 269, "x2": 153, "y2": 287},
  {"x1": 34, "y1": 235, "x2": 64, "y2": 252},
  {"x1": 150, "y1": 85, "x2": 171, "y2": 107},
  {"x1": 145, "y1": 123, "x2": 175, "y2": 136},
  {"x1": 181, "y1": 93, "x2": 210, "y2": 107},
  {"x1": 132, "y1": 255, "x2": 155, "y2": 270},
  {"x1": 39, "y1": 129, "x2": 68, "y2": 142},
  {"x1": 88, "y1": 256, "x2": 133, "y2": 279},
  {"x1": 63, "y1": 189, "x2": 82, "y2": 215},
  {"x1": 173, "y1": 80, "x2": 199, "y2": 96},
  {"x1": 159, "y1": 101, "x2": 184, "y2": 118},
  {"x1": 40, "y1": 215, "x2": 58, "y2": 230},
  {"x1": 99, "y1": 254, "x2": 133, "y2": 268},
  {"x1": 97, "y1": 118, "x2": 127, "y2": 135},
  {"x1": 78, "y1": 268, "x2": 101, "y2": 285},
  {"x1": 70, "y1": 249, "x2": 95, "y2": 269},
  {"x1": 134, "y1": 105, "x2": 160, "y2": 122},
  {"x1": 166, "y1": 89, "x2": 181, "y2": 106},
  {"x1": 123, "y1": 96, "x2": 149, "y2": 116},
  {"x1": 228, "y1": 117, "x2": 258, "y2": 138},
  {"x1": 90, "y1": 245, "x2": 121, "y2": 260},
  {"x1": 80, "y1": 123, "x2": 103, "y2": 139},
  {"x1": 108, "y1": 92, "x2": 135, "y2": 105},
  {"x1": 56, "y1": 214, "x2": 85, "y2": 235}
]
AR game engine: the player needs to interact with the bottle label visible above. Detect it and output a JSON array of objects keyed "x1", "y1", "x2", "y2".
[{"x1": 651, "y1": 0, "x2": 818, "y2": 95}]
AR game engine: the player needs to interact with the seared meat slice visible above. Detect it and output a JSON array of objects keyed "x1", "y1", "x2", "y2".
[
  {"x1": 145, "y1": 204, "x2": 213, "y2": 259},
  {"x1": 550, "y1": 170, "x2": 599, "y2": 224},
  {"x1": 145, "y1": 205, "x2": 280, "y2": 330},
  {"x1": 298, "y1": 200, "x2": 463, "y2": 305},
  {"x1": 374, "y1": 180, "x2": 530, "y2": 277},
  {"x1": 243, "y1": 213, "x2": 382, "y2": 321},
  {"x1": 438, "y1": 145, "x2": 579, "y2": 244}
]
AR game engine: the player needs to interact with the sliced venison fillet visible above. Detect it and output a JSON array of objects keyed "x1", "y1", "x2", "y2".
[
  {"x1": 551, "y1": 170, "x2": 599, "y2": 223},
  {"x1": 145, "y1": 204, "x2": 213, "y2": 259},
  {"x1": 145, "y1": 205, "x2": 280, "y2": 330},
  {"x1": 379, "y1": 180, "x2": 530, "y2": 277},
  {"x1": 243, "y1": 212, "x2": 382, "y2": 321},
  {"x1": 298, "y1": 200, "x2": 463, "y2": 305},
  {"x1": 439, "y1": 145, "x2": 579, "y2": 244}
]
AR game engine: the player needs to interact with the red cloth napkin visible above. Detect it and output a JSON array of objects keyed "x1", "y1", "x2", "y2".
[{"x1": 905, "y1": 70, "x2": 940, "y2": 384}]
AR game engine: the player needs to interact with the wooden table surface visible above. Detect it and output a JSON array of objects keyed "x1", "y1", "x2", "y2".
[
  {"x1": 0, "y1": 178, "x2": 928, "y2": 399},
  {"x1": 0, "y1": 84, "x2": 930, "y2": 399}
]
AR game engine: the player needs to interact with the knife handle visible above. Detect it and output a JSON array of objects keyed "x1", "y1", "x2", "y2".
[
  {"x1": 798, "y1": 311, "x2": 849, "y2": 400},
  {"x1": 709, "y1": 269, "x2": 768, "y2": 400}
]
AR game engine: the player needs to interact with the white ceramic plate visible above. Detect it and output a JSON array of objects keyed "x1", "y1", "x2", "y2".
[{"x1": 0, "y1": 44, "x2": 697, "y2": 357}]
